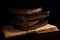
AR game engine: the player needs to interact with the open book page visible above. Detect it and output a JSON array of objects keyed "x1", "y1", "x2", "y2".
[{"x1": 2, "y1": 24, "x2": 59, "y2": 38}]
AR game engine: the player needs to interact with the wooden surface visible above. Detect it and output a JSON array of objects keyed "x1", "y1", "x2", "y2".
[{"x1": 2, "y1": 24, "x2": 59, "y2": 38}]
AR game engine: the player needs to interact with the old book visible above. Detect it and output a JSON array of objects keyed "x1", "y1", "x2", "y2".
[
  {"x1": 13, "y1": 19, "x2": 48, "y2": 31},
  {"x1": 9, "y1": 8, "x2": 42, "y2": 14},
  {"x1": 13, "y1": 12, "x2": 49, "y2": 21},
  {"x1": 2, "y1": 24, "x2": 59, "y2": 38},
  {"x1": 14, "y1": 20, "x2": 40, "y2": 30}
]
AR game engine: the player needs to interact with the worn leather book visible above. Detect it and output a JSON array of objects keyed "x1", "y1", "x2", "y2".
[
  {"x1": 9, "y1": 8, "x2": 42, "y2": 14},
  {"x1": 15, "y1": 20, "x2": 39, "y2": 27},
  {"x1": 13, "y1": 12, "x2": 49, "y2": 21},
  {"x1": 2, "y1": 24, "x2": 59, "y2": 38},
  {"x1": 14, "y1": 19, "x2": 48, "y2": 31}
]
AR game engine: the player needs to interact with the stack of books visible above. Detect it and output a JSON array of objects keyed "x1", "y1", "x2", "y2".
[{"x1": 2, "y1": 7, "x2": 59, "y2": 38}]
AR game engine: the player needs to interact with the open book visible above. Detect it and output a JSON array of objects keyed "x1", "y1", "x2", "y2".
[{"x1": 2, "y1": 24, "x2": 59, "y2": 38}]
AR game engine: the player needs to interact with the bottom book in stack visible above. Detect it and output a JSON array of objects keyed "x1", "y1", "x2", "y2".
[{"x1": 2, "y1": 24, "x2": 59, "y2": 38}]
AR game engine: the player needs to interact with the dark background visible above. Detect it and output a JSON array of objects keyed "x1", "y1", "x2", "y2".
[{"x1": 0, "y1": 0, "x2": 60, "y2": 40}]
